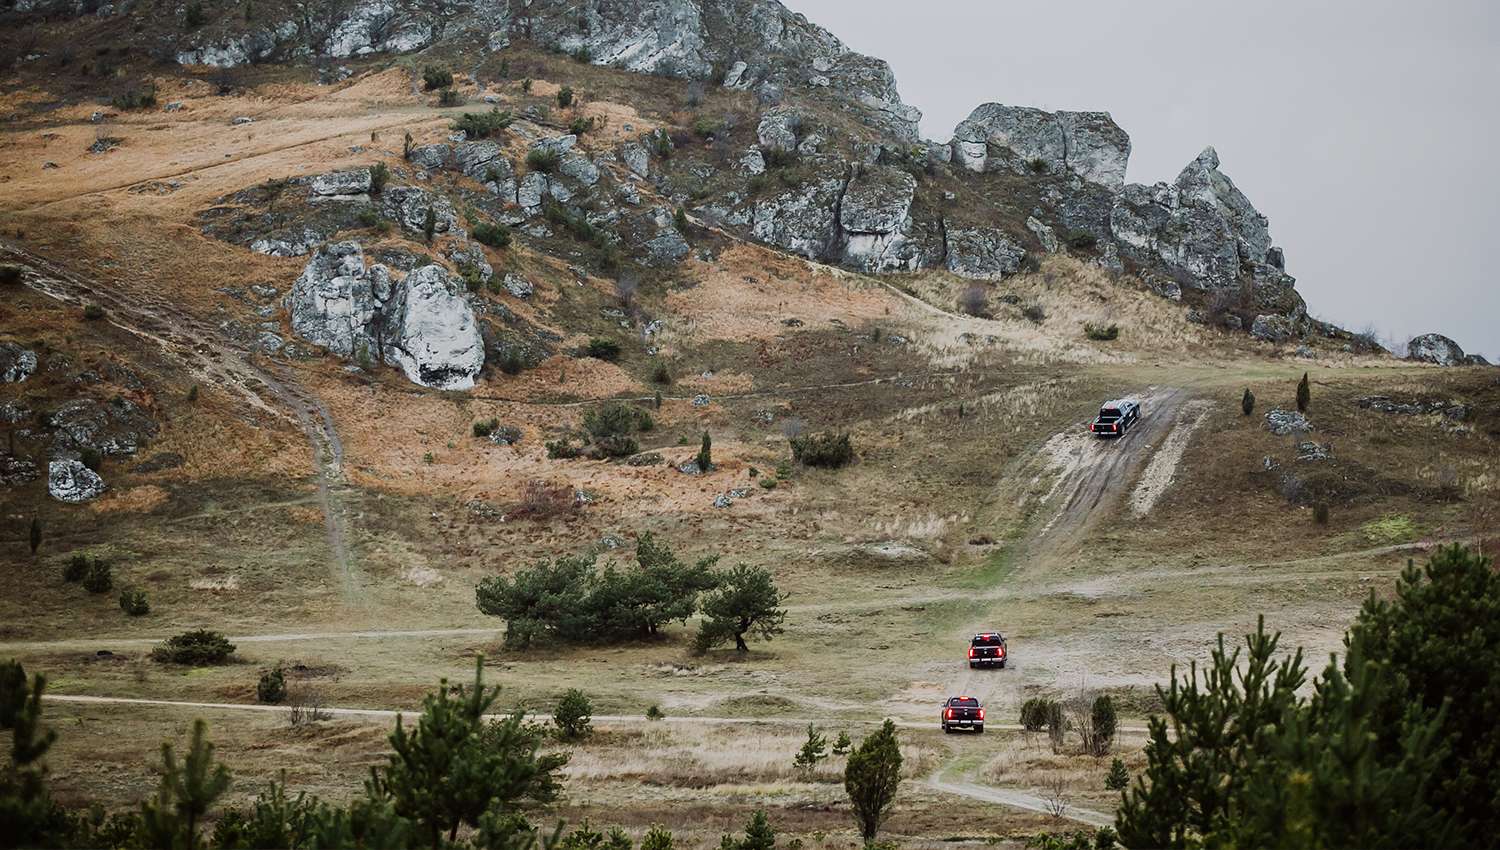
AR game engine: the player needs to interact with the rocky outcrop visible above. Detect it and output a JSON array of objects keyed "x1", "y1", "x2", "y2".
[
  {"x1": 48, "y1": 459, "x2": 105, "y2": 503},
  {"x1": 47, "y1": 397, "x2": 157, "y2": 458},
  {"x1": 946, "y1": 227, "x2": 1027, "y2": 280},
  {"x1": 751, "y1": 160, "x2": 847, "y2": 259},
  {"x1": 1406, "y1": 333, "x2": 1465, "y2": 366},
  {"x1": 1250, "y1": 314, "x2": 1297, "y2": 343},
  {"x1": 0, "y1": 342, "x2": 38, "y2": 383},
  {"x1": 1111, "y1": 147, "x2": 1297, "y2": 309},
  {"x1": 285, "y1": 243, "x2": 484, "y2": 390},
  {"x1": 380, "y1": 265, "x2": 485, "y2": 390},
  {"x1": 838, "y1": 165, "x2": 918, "y2": 272},
  {"x1": 950, "y1": 104, "x2": 1130, "y2": 189},
  {"x1": 309, "y1": 169, "x2": 372, "y2": 203},
  {"x1": 381, "y1": 186, "x2": 458, "y2": 236}
]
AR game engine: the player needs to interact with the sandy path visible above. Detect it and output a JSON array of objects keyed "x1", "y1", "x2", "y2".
[
  {"x1": 1129, "y1": 400, "x2": 1214, "y2": 517},
  {"x1": 926, "y1": 774, "x2": 1114, "y2": 828}
]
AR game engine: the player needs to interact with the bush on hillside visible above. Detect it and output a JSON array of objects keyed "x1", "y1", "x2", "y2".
[
  {"x1": 1020, "y1": 697, "x2": 1055, "y2": 731},
  {"x1": 526, "y1": 147, "x2": 561, "y2": 174},
  {"x1": 584, "y1": 337, "x2": 621, "y2": 361},
  {"x1": 118, "y1": 589, "x2": 149, "y2": 616},
  {"x1": 151, "y1": 630, "x2": 236, "y2": 665},
  {"x1": 256, "y1": 668, "x2": 286, "y2": 704},
  {"x1": 451, "y1": 108, "x2": 513, "y2": 139},
  {"x1": 790, "y1": 432, "x2": 853, "y2": 469},
  {"x1": 421, "y1": 65, "x2": 453, "y2": 91},
  {"x1": 63, "y1": 554, "x2": 90, "y2": 583},
  {"x1": 1084, "y1": 323, "x2": 1119, "y2": 341},
  {"x1": 553, "y1": 689, "x2": 592, "y2": 740},
  {"x1": 437, "y1": 88, "x2": 464, "y2": 107},
  {"x1": 82, "y1": 560, "x2": 112, "y2": 594}
]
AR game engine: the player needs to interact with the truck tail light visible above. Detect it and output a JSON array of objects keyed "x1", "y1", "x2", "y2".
[
  {"x1": 968, "y1": 648, "x2": 975, "y2": 658},
  {"x1": 978, "y1": 708, "x2": 985, "y2": 720},
  {"x1": 945, "y1": 708, "x2": 954, "y2": 719}
]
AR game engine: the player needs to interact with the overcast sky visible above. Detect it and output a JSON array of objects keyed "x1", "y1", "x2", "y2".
[{"x1": 789, "y1": 0, "x2": 1499, "y2": 361}]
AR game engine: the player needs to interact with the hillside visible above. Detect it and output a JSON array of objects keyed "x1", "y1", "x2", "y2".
[{"x1": 1, "y1": 1, "x2": 1498, "y2": 847}]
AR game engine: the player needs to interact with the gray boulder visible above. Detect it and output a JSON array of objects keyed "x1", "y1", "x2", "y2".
[
  {"x1": 47, "y1": 397, "x2": 157, "y2": 457},
  {"x1": 286, "y1": 245, "x2": 484, "y2": 390},
  {"x1": 1406, "y1": 333, "x2": 1465, "y2": 366},
  {"x1": 309, "y1": 169, "x2": 372, "y2": 201},
  {"x1": 502, "y1": 274, "x2": 534, "y2": 299},
  {"x1": 48, "y1": 459, "x2": 105, "y2": 503},
  {"x1": 950, "y1": 104, "x2": 1130, "y2": 189},
  {"x1": 407, "y1": 144, "x2": 451, "y2": 171},
  {"x1": 1265, "y1": 408, "x2": 1312, "y2": 436},
  {"x1": 380, "y1": 265, "x2": 485, "y2": 391},
  {"x1": 756, "y1": 107, "x2": 802, "y2": 153},
  {"x1": 381, "y1": 186, "x2": 458, "y2": 235},
  {"x1": 621, "y1": 142, "x2": 650, "y2": 178},
  {"x1": 1250, "y1": 314, "x2": 1297, "y2": 343},
  {"x1": 1, "y1": 455, "x2": 37, "y2": 486},
  {"x1": 324, "y1": 0, "x2": 436, "y2": 57},
  {"x1": 752, "y1": 161, "x2": 847, "y2": 259},
  {"x1": 0, "y1": 342, "x2": 38, "y2": 383},
  {"x1": 839, "y1": 165, "x2": 919, "y2": 272},
  {"x1": 946, "y1": 226, "x2": 1027, "y2": 280}
]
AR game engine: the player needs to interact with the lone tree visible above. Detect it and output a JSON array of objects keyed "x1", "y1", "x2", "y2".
[
  {"x1": 139, "y1": 719, "x2": 233, "y2": 850},
  {"x1": 844, "y1": 719, "x2": 902, "y2": 844},
  {"x1": 1296, "y1": 372, "x2": 1310, "y2": 412},
  {"x1": 793, "y1": 724, "x2": 828, "y2": 772},
  {"x1": 28, "y1": 516, "x2": 41, "y2": 555},
  {"x1": 721, "y1": 810, "x2": 775, "y2": 850},
  {"x1": 1105, "y1": 758, "x2": 1129, "y2": 792},
  {"x1": 553, "y1": 688, "x2": 593, "y2": 741},
  {"x1": 695, "y1": 564, "x2": 786, "y2": 653},
  {"x1": 696, "y1": 431, "x2": 712, "y2": 471},
  {"x1": 1241, "y1": 388, "x2": 1255, "y2": 416},
  {"x1": 370, "y1": 656, "x2": 567, "y2": 848}
]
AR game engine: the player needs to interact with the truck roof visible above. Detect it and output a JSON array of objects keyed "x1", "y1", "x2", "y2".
[{"x1": 1101, "y1": 399, "x2": 1139, "y2": 409}]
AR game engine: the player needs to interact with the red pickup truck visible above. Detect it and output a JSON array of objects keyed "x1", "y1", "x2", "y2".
[
  {"x1": 1089, "y1": 399, "x2": 1141, "y2": 438},
  {"x1": 968, "y1": 632, "x2": 1008, "y2": 669},
  {"x1": 941, "y1": 696, "x2": 985, "y2": 733}
]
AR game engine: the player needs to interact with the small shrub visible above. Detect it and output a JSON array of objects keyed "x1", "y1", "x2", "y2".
[
  {"x1": 82, "y1": 559, "x2": 113, "y2": 594},
  {"x1": 763, "y1": 148, "x2": 797, "y2": 169},
  {"x1": 650, "y1": 361, "x2": 672, "y2": 385},
  {"x1": 498, "y1": 349, "x2": 527, "y2": 375},
  {"x1": 473, "y1": 418, "x2": 500, "y2": 438},
  {"x1": 1241, "y1": 388, "x2": 1255, "y2": 416},
  {"x1": 1020, "y1": 697, "x2": 1054, "y2": 732},
  {"x1": 256, "y1": 668, "x2": 286, "y2": 704},
  {"x1": 556, "y1": 86, "x2": 574, "y2": 108},
  {"x1": 546, "y1": 439, "x2": 583, "y2": 460},
  {"x1": 1084, "y1": 323, "x2": 1119, "y2": 341},
  {"x1": 1021, "y1": 302, "x2": 1047, "y2": 324},
  {"x1": 472, "y1": 222, "x2": 512, "y2": 249},
  {"x1": 526, "y1": 147, "x2": 561, "y2": 174},
  {"x1": 650, "y1": 131, "x2": 673, "y2": 160},
  {"x1": 183, "y1": 1, "x2": 206, "y2": 28},
  {"x1": 759, "y1": 478, "x2": 777, "y2": 490},
  {"x1": 520, "y1": 78, "x2": 533, "y2": 94},
  {"x1": 553, "y1": 688, "x2": 593, "y2": 740},
  {"x1": 585, "y1": 337, "x2": 621, "y2": 361},
  {"x1": 0, "y1": 266, "x2": 21, "y2": 286},
  {"x1": 437, "y1": 88, "x2": 464, "y2": 107},
  {"x1": 790, "y1": 432, "x2": 853, "y2": 468},
  {"x1": 110, "y1": 85, "x2": 157, "y2": 111},
  {"x1": 63, "y1": 554, "x2": 90, "y2": 583},
  {"x1": 1027, "y1": 157, "x2": 1049, "y2": 174},
  {"x1": 422, "y1": 206, "x2": 436, "y2": 243},
  {"x1": 451, "y1": 108, "x2": 513, "y2": 139},
  {"x1": 118, "y1": 589, "x2": 149, "y2": 616},
  {"x1": 645, "y1": 704, "x2": 664, "y2": 721},
  {"x1": 1066, "y1": 230, "x2": 1099, "y2": 250},
  {"x1": 369, "y1": 162, "x2": 389, "y2": 194},
  {"x1": 674, "y1": 207, "x2": 688, "y2": 230},
  {"x1": 571, "y1": 46, "x2": 592, "y2": 64},
  {"x1": 83, "y1": 303, "x2": 106, "y2": 321},
  {"x1": 568, "y1": 116, "x2": 597, "y2": 136},
  {"x1": 421, "y1": 65, "x2": 453, "y2": 91},
  {"x1": 959, "y1": 284, "x2": 990, "y2": 318},
  {"x1": 692, "y1": 115, "x2": 723, "y2": 139},
  {"x1": 1105, "y1": 758, "x2": 1130, "y2": 791},
  {"x1": 1313, "y1": 503, "x2": 1330, "y2": 525},
  {"x1": 151, "y1": 630, "x2": 236, "y2": 665},
  {"x1": 1296, "y1": 371, "x2": 1311, "y2": 413},
  {"x1": 512, "y1": 479, "x2": 578, "y2": 519},
  {"x1": 832, "y1": 731, "x2": 852, "y2": 755},
  {"x1": 356, "y1": 207, "x2": 381, "y2": 228}
]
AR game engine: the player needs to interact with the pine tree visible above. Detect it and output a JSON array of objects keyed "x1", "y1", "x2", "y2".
[
  {"x1": 832, "y1": 731, "x2": 852, "y2": 756},
  {"x1": 140, "y1": 719, "x2": 232, "y2": 849},
  {"x1": 694, "y1": 564, "x2": 786, "y2": 653},
  {"x1": 844, "y1": 719, "x2": 902, "y2": 843},
  {"x1": 640, "y1": 825, "x2": 674, "y2": 850},
  {"x1": 371, "y1": 656, "x2": 567, "y2": 848},
  {"x1": 696, "y1": 431, "x2": 712, "y2": 471},
  {"x1": 28, "y1": 517, "x2": 40, "y2": 556},
  {"x1": 1241, "y1": 388, "x2": 1255, "y2": 416},
  {"x1": 0, "y1": 669, "x2": 63, "y2": 848},
  {"x1": 1104, "y1": 758, "x2": 1129, "y2": 791},
  {"x1": 793, "y1": 724, "x2": 828, "y2": 772},
  {"x1": 740, "y1": 810, "x2": 775, "y2": 850},
  {"x1": 1091, "y1": 695, "x2": 1117, "y2": 754},
  {"x1": 1296, "y1": 372, "x2": 1310, "y2": 412}
]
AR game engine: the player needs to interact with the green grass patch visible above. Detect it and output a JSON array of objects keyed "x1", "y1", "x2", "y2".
[{"x1": 1361, "y1": 514, "x2": 1419, "y2": 545}]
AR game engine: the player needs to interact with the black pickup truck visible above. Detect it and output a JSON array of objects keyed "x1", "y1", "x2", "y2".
[
  {"x1": 1089, "y1": 399, "x2": 1141, "y2": 438},
  {"x1": 968, "y1": 632, "x2": 1008, "y2": 669},
  {"x1": 941, "y1": 696, "x2": 985, "y2": 733}
]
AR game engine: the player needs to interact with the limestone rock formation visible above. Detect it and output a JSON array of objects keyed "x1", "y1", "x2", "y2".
[
  {"x1": 751, "y1": 160, "x2": 847, "y2": 259},
  {"x1": 285, "y1": 243, "x2": 484, "y2": 390},
  {"x1": 950, "y1": 104, "x2": 1130, "y2": 189},
  {"x1": 946, "y1": 227, "x2": 1027, "y2": 280},
  {"x1": 1406, "y1": 333, "x2": 1466, "y2": 366},
  {"x1": 48, "y1": 459, "x2": 105, "y2": 503},
  {"x1": 0, "y1": 342, "x2": 38, "y2": 383},
  {"x1": 838, "y1": 165, "x2": 918, "y2": 272}
]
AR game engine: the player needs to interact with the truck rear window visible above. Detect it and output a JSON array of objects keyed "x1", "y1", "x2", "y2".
[
  {"x1": 972, "y1": 635, "x2": 1003, "y2": 646},
  {"x1": 1098, "y1": 408, "x2": 1120, "y2": 420},
  {"x1": 951, "y1": 698, "x2": 979, "y2": 707}
]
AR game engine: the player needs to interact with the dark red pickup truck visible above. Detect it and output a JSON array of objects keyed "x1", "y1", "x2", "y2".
[
  {"x1": 941, "y1": 696, "x2": 985, "y2": 733},
  {"x1": 968, "y1": 632, "x2": 1008, "y2": 669}
]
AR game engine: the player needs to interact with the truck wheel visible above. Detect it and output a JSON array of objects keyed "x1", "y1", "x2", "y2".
[
  {"x1": 942, "y1": 725, "x2": 951, "y2": 734},
  {"x1": 975, "y1": 726, "x2": 984, "y2": 734},
  {"x1": 999, "y1": 661, "x2": 1006, "y2": 669},
  {"x1": 968, "y1": 662, "x2": 976, "y2": 669}
]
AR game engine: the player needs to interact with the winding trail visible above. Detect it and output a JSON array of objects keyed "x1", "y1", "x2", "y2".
[
  {"x1": 3, "y1": 248, "x2": 362, "y2": 603},
  {"x1": 926, "y1": 773, "x2": 1114, "y2": 829}
]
